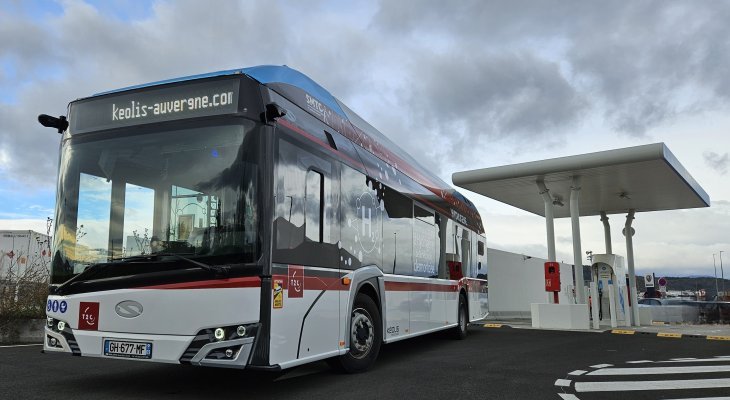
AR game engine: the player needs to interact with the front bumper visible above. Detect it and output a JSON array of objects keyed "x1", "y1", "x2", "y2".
[{"x1": 43, "y1": 324, "x2": 257, "y2": 368}]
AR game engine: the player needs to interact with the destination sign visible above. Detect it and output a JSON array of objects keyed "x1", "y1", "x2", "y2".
[{"x1": 69, "y1": 78, "x2": 240, "y2": 134}]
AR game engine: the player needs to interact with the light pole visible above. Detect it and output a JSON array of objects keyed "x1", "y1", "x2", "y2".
[
  {"x1": 720, "y1": 251, "x2": 725, "y2": 296},
  {"x1": 714, "y1": 253, "x2": 720, "y2": 299}
]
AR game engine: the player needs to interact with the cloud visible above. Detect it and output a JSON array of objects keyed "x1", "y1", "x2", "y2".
[
  {"x1": 373, "y1": 0, "x2": 730, "y2": 137},
  {"x1": 703, "y1": 151, "x2": 729, "y2": 175}
]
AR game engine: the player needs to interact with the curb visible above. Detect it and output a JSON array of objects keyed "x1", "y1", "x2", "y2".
[{"x1": 606, "y1": 328, "x2": 730, "y2": 341}]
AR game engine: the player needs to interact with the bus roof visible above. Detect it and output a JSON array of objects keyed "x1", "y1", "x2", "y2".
[{"x1": 91, "y1": 65, "x2": 482, "y2": 231}]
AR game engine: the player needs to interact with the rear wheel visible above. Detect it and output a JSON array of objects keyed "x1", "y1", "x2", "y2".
[
  {"x1": 453, "y1": 294, "x2": 468, "y2": 340},
  {"x1": 330, "y1": 293, "x2": 382, "y2": 373}
]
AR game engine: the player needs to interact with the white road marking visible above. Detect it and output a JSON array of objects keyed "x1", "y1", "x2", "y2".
[
  {"x1": 672, "y1": 358, "x2": 698, "y2": 361},
  {"x1": 554, "y1": 379, "x2": 572, "y2": 387},
  {"x1": 575, "y1": 378, "x2": 730, "y2": 392},
  {"x1": 568, "y1": 370, "x2": 587, "y2": 376},
  {"x1": 588, "y1": 365, "x2": 730, "y2": 376},
  {"x1": 589, "y1": 363, "x2": 612, "y2": 369},
  {"x1": 0, "y1": 344, "x2": 42, "y2": 348},
  {"x1": 661, "y1": 358, "x2": 730, "y2": 363},
  {"x1": 627, "y1": 360, "x2": 653, "y2": 364},
  {"x1": 665, "y1": 397, "x2": 730, "y2": 400},
  {"x1": 557, "y1": 394, "x2": 580, "y2": 400}
]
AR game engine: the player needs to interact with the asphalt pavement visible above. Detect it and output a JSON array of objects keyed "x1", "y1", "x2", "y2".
[{"x1": 1, "y1": 326, "x2": 728, "y2": 399}]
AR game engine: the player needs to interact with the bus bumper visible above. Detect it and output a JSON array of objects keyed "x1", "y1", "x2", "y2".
[{"x1": 43, "y1": 324, "x2": 258, "y2": 369}]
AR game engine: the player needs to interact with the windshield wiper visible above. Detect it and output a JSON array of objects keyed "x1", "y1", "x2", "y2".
[
  {"x1": 159, "y1": 253, "x2": 230, "y2": 276},
  {"x1": 117, "y1": 252, "x2": 230, "y2": 276},
  {"x1": 53, "y1": 263, "x2": 109, "y2": 295}
]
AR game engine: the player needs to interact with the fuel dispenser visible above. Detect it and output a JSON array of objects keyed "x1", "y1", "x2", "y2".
[
  {"x1": 589, "y1": 254, "x2": 630, "y2": 328},
  {"x1": 544, "y1": 262, "x2": 561, "y2": 303}
]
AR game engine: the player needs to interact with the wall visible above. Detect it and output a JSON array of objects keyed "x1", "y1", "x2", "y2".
[{"x1": 487, "y1": 248, "x2": 577, "y2": 318}]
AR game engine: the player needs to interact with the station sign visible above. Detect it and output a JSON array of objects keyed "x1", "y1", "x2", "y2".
[{"x1": 69, "y1": 78, "x2": 240, "y2": 135}]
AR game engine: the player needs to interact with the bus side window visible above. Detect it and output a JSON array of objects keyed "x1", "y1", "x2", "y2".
[{"x1": 305, "y1": 170, "x2": 324, "y2": 242}]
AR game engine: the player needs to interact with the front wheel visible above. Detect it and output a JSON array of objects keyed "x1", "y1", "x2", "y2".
[
  {"x1": 453, "y1": 294, "x2": 468, "y2": 340},
  {"x1": 329, "y1": 293, "x2": 382, "y2": 373}
]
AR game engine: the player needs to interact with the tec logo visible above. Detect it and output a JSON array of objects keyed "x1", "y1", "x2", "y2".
[
  {"x1": 78, "y1": 302, "x2": 100, "y2": 331},
  {"x1": 47, "y1": 299, "x2": 68, "y2": 314}
]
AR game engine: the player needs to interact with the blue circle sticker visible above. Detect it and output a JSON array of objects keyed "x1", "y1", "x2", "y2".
[
  {"x1": 59, "y1": 301, "x2": 67, "y2": 313},
  {"x1": 47, "y1": 300, "x2": 52, "y2": 312},
  {"x1": 51, "y1": 300, "x2": 59, "y2": 312}
]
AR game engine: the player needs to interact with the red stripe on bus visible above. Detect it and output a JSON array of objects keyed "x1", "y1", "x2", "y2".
[
  {"x1": 273, "y1": 274, "x2": 350, "y2": 291},
  {"x1": 139, "y1": 276, "x2": 262, "y2": 290},
  {"x1": 384, "y1": 281, "x2": 458, "y2": 292}
]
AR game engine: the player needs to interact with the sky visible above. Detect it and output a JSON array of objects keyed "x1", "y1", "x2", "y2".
[{"x1": 0, "y1": 0, "x2": 729, "y2": 277}]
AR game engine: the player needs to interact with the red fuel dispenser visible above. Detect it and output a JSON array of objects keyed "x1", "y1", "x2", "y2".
[{"x1": 544, "y1": 262, "x2": 560, "y2": 303}]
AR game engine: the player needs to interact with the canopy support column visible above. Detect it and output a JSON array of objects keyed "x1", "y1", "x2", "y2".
[
  {"x1": 600, "y1": 211, "x2": 612, "y2": 254},
  {"x1": 625, "y1": 209, "x2": 640, "y2": 326},
  {"x1": 570, "y1": 176, "x2": 586, "y2": 304},
  {"x1": 537, "y1": 181, "x2": 556, "y2": 262}
]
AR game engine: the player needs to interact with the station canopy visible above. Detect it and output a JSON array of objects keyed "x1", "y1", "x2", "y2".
[{"x1": 452, "y1": 143, "x2": 710, "y2": 218}]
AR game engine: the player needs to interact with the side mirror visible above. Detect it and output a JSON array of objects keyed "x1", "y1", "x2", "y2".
[{"x1": 38, "y1": 114, "x2": 69, "y2": 133}]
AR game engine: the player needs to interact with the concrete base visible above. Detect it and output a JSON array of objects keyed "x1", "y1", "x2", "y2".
[{"x1": 531, "y1": 303, "x2": 590, "y2": 330}]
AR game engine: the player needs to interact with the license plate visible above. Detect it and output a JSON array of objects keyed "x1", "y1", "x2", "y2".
[{"x1": 103, "y1": 339, "x2": 152, "y2": 359}]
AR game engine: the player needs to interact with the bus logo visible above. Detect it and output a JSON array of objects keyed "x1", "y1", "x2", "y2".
[
  {"x1": 115, "y1": 301, "x2": 144, "y2": 318},
  {"x1": 78, "y1": 302, "x2": 100, "y2": 331},
  {"x1": 288, "y1": 266, "x2": 303, "y2": 298},
  {"x1": 273, "y1": 280, "x2": 284, "y2": 309}
]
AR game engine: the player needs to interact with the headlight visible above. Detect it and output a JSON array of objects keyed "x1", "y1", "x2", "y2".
[{"x1": 214, "y1": 328, "x2": 225, "y2": 341}]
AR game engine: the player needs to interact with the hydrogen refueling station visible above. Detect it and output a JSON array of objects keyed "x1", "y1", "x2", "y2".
[{"x1": 453, "y1": 143, "x2": 710, "y2": 330}]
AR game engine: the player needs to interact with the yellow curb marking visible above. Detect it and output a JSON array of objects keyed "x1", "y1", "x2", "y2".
[
  {"x1": 651, "y1": 321, "x2": 667, "y2": 326},
  {"x1": 657, "y1": 332, "x2": 682, "y2": 338},
  {"x1": 611, "y1": 329, "x2": 635, "y2": 335},
  {"x1": 707, "y1": 335, "x2": 730, "y2": 341},
  {"x1": 484, "y1": 323, "x2": 503, "y2": 328}
]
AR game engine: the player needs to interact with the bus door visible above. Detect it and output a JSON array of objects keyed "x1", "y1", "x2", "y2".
[{"x1": 271, "y1": 137, "x2": 341, "y2": 365}]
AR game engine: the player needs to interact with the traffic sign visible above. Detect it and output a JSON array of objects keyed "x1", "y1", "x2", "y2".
[
  {"x1": 658, "y1": 277, "x2": 667, "y2": 287},
  {"x1": 644, "y1": 274, "x2": 654, "y2": 288}
]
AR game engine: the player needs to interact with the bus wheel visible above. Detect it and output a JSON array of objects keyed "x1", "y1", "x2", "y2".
[
  {"x1": 332, "y1": 293, "x2": 382, "y2": 373},
  {"x1": 453, "y1": 294, "x2": 468, "y2": 340}
]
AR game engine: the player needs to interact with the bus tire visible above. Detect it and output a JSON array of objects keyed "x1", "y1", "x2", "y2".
[
  {"x1": 453, "y1": 293, "x2": 468, "y2": 340},
  {"x1": 331, "y1": 293, "x2": 382, "y2": 373}
]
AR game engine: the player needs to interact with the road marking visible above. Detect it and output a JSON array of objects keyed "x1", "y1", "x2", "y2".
[
  {"x1": 627, "y1": 360, "x2": 653, "y2": 364},
  {"x1": 575, "y1": 378, "x2": 730, "y2": 392},
  {"x1": 589, "y1": 363, "x2": 613, "y2": 369},
  {"x1": 588, "y1": 365, "x2": 730, "y2": 376},
  {"x1": 554, "y1": 379, "x2": 572, "y2": 387},
  {"x1": 658, "y1": 332, "x2": 683, "y2": 338},
  {"x1": 568, "y1": 370, "x2": 587, "y2": 376},
  {"x1": 661, "y1": 358, "x2": 730, "y2": 363},
  {"x1": 664, "y1": 397, "x2": 730, "y2": 400},
  {"x1": 557, "y1": 394, "x2": 580, "y2": 400},
  {"x1": 0, "y1": 344, "x2": 42, "y2": 348},
  {"x1": 611, "y1": 329, "x2": 635, "y2": 335},
  {"x1": 707, "y1": 336, "x2": 730, "y2": 341},
  {"x1": 483, "y1": 323, "x2": 503, "y2": 328},
  {"x1": 672, "y1": 358, "x2": 698, "y2": 361}
]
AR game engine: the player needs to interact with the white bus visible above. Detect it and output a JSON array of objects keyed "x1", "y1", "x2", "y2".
[{"x1": 41, "y1": 66, "x2": 488, "y2": 373}]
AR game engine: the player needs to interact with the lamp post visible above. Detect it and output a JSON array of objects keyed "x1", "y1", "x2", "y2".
[
  {"x1": 720, "y1": 251, "x2": 725, "y2": 296},
  {"x1": 714, "y1": 253, "x2": 720, "y2": 299}
]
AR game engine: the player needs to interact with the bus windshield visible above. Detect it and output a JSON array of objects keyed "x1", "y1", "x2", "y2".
[{"x1": 51, "y1": 120, "x2": 263, "y2": 285}]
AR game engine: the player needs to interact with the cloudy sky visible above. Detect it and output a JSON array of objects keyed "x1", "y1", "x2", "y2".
[{"x1": 1, "y1": 0, "x2": 729, "y2": 277}]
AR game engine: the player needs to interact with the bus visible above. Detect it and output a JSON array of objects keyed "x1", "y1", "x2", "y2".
[{"x1": 40, "y1": 65, "x2": 488, "y2": 373}]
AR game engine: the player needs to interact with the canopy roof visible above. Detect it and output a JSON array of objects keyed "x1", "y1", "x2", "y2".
[{"x1": 452, "y1": 143, "x2": 709, "y2": 218}]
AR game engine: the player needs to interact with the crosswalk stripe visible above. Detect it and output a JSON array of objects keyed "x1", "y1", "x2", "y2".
[
  {"x1": 557, "y1": 394, "x2": 580, "y2": 400},
  {"x1": 568, "y1": 370, "x2": 587, "y2": 376},
  {"x1": 661, "y1": 358, "x2": 730, "y2": 363},
  {"x1": 575, "y1": 378, "x2": 730, "y2": 392},
  {"x1": 627, "y1": 360, "x2": 654, "y2": 364},
  {"x1": 554, "y1": 379, "x2": 572, "y2": 387},
  {"x1": 588, "y1": 365, "x2": 730, "y2": 375},
  {"x1": 664, "y1": 397, "x2": 730, "y2": 400},
  {"x1": 589, "y1": 363, "x2": 612, "y2": 369}
]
